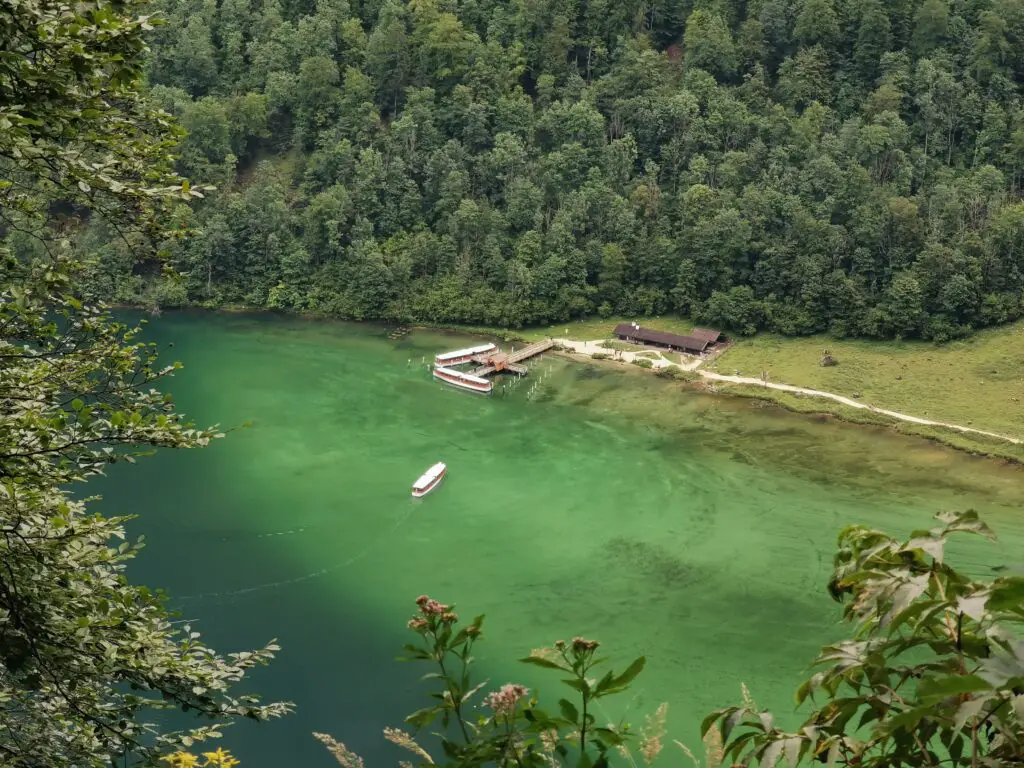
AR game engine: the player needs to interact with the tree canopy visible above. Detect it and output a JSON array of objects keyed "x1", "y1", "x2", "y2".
[
  {"x1": 0, "y1": 0, "x2": 289, "y2": 763},
  {"x1": 59, "y1": 0, "x2": 1024, "y2": 339}
]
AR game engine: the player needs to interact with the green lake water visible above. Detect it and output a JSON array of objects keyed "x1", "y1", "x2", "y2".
[{"x1": 95, "y1": 312, "x2": 1024, "y2": 767}]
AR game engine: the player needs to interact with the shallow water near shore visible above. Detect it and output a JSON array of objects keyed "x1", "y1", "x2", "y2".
[{"x1": 96, "y1": 311, "x2": 1024, "y2": 767}]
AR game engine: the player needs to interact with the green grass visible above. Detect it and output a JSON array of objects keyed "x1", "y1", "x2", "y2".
[
  {"x1": 599, "y1": 340, "x2": 648, "y2": 351},
  {"x1": 709, "y1": 322, "x2": 1024, "y2": 439},
  {"x1": 717, "y1": 382, "x2": 1024, "y2": 463}
]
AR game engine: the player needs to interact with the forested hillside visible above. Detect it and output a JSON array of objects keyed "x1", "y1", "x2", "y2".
[{"x1": 79, "y1": 0, "x2": 1024, "y2": 338}]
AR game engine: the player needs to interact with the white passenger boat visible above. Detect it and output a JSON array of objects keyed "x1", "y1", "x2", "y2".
[
  {"x1": 412, "y1": 462, "x2": 446, "y2": 498},
  {"x1": 434, "y1": 343, "x2": 497, "y2": 366},
  {"x1": 432, "y1": 366, "x2": 493, "y2": 394}
]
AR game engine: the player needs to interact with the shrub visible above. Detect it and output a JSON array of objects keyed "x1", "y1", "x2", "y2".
[
  {"x1": 591, "y1": 351, "x2": 612, "y2": 360},
  {"x1": 631, "y1": 357, "x2": 653, "y2": 368},
  {"x1": 656, "y1": 364, "x2": 697, "y2": 381},
  {"x1": 317, "y1": 597, "x2": 654, "y2": 767}
]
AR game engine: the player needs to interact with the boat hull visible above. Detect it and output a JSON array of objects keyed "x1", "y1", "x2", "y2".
[
  {"x1": 411, "y1": 466, "x2": 446, "y2": 497},
  {"x1": 434, "y1": 353, "x2": 473, "y2": 366},
  {"x1": 432, "y1": 366, "x2": 493, "y2": 394},
  {"x1": 434, "y1": 343, "x2": 497, "y2": 366}
]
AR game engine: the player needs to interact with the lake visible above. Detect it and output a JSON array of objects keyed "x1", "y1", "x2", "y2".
[{"x1": 96, "y1": 312, "x2": 1024, "y2": 767}]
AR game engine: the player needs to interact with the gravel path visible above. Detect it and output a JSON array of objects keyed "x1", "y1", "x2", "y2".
[{"x1": 557, "y1": 339, "x2": 1022, "y2": 446}]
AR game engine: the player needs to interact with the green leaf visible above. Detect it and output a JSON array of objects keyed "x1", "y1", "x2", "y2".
[
  {"x1": 520, "y1": 656, "x2": 566, "y2": 670},
  {"x1": 405, "y1": 706, "x2": 439, "y2": 728},
  {"x1": 440, "y1": 738, "x2": 460, "y2": 759},
  {"x1": 562, "y1": 677, "x2": 590, "y2": 695},
  {"x1": 611, "y1": 656, "x2": 645, "y2": 688},
  {"x1": 593, "y1": 727, "x2": 624, "y2": 746},
  {"x1": 559, "y1": 698, "x2": 579, "y2": 723},
  {"x1": 761, "y1": 739, "x2": 783, "y2": 767},
  {"x1": 824, "y1": 741, "x2": 840, "y2": 768},
  {"x1": 953, "y1": 697, "x2": 988, "y2": 734},
  {"x1": 722, "y1": 708, "x2": 746, "y2": 742},
  {"x1": 988, "y1": 577, "x2": 1024, "y2": 612},
  {"x1": 916, "y1": 674, "x2": 992, "y2": 702},
  {"x1": 593, "y1": 669, "x2": 615, "y2": 696},
  {"x1": 701, "y1": 709, "x2": 728, "y2": 738}
]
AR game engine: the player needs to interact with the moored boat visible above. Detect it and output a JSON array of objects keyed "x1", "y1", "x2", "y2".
[
  {"x1": 432, "y1": 366, "x2": 493, "y2": 394},
  {"x1": 434, "y1": 343, "x2": 497, "y2": 366},
  {"x1": 412, "y1": 462, "x2": 446, "y2": 498}
]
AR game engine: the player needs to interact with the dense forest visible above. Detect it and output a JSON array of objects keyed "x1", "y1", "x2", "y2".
[{"x1": 71, "y1": 0, "x2": 1024, "y2": 338}]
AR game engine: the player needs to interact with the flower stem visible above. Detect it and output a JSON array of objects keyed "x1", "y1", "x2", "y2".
[{"x1": 438, "y1": 656, "x2": 471, "y2": 744}]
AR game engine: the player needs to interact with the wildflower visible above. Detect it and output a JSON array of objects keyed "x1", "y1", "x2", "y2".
[
  {"x1": 703, "y1": 723, "x2": 724, "y2": 768},
  {"x1": 407, "y1": 618, "x2": 428, "y2": 630},
  {"x1": 415, "y1": 595, "x2": 430, "y2": 606},
  {"x1": 639, "y1": 703, "x2": 668, "y2": 766},
  {"x1": 440, "y1": 611, "x2": 458, "y2": 623},
  {"x1": 420, "y1": 599, "x2": 448, "y2": 615},
  {"x1": 465, "y1": 623, "x2": 482, "y2": 637},
  {"x1": 675, "y1": 740, "x2": 700, "y2": 768},
  {"x1": 314, "y1": 732, "x2": 365, "y2": 768},
  {"x1": 482, "y1": 683, "x2": 529, "y2": 716},
  {"x1": 162, "y1": 754, "x2": 199, "y2": 768},
  {"x1": 740, "y1": 683, "x2": 756, "y2": 710},
  {"x1": 571, "y1": 637, "x2": 599, "y2": 652},
  {"x1": 384, "y1": 727, "x2": 435, "y2": 764},
  {"x1": 202, "y1": 747, "x2": 241, "y2": 767},
  {"x1": 538, "y1": 728, "x2": 559, "y2": 755},
  {"x1": 554, "y1": 639, "x2": 565, "y2": 650}
]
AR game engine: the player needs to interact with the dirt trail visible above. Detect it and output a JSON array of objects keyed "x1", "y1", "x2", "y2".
[{"x1": 556, "y1": 339, "x2": 1022, "y2": 446}]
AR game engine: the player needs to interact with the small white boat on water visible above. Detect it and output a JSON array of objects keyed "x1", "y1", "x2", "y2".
[
  {"x1": 412, "y1": 462, "x2": 446, "y2": 498},
  {"x1": 432, "y1": 366, "x2": 493, "y2": 394},
  {"x1": 434, "y1": 343, "x2": 497, "y2": 366}
]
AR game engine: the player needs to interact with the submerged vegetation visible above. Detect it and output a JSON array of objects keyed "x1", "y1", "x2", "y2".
[{"x1": 59, "y1": 0, "x2": 1024, "y2": 339}]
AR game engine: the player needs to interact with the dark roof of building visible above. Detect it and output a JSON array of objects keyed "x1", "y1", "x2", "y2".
[
  {"x1": 612, "y1": 323, "x2": 709, "y2": 352},
  {"x1": 690, "y1": 328, "x2": 722, "y2": 343}
]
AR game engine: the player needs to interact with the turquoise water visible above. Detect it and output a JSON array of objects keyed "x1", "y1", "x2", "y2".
[{"x1": 95, "y1": 312, "x2": 1024, "y2": 767}]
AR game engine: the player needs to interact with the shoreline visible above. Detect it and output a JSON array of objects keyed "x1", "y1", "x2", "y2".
[
  {"x1": 115, "y1": 303, "x2": 1024, "y2": 465},
  {"x1": 553, "y1": 345, "x2": 1024, "y2": 466}
]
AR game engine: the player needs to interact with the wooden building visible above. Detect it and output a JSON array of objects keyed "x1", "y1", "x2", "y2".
[
  {"x1": 613, "y1": 323, "x2": 710, "y2": 354},
  {"x1": 691, "y1": 328, "x2": 723, "y2": 345}
]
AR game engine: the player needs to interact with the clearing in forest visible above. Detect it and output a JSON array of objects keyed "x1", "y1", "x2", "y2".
[{"x1": 707, "y1": 322, "x2": 1024, "y2": 439}]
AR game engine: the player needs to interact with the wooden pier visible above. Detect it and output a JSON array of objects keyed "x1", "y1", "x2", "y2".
[{"x1": 469, "y1": 338, "x2": 555, "y2": 377}]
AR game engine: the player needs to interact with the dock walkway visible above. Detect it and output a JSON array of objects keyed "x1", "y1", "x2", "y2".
[{"x1": 469, "y1": 338, "x2": 554, "y2": 377}]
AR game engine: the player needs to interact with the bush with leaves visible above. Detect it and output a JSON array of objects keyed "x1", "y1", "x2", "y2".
[
  {"x1": 655, "y1": 365, "x2": 697, "y2": 382},
  {"x1": 317, "y1": 595, "x2": 658, "y2": 768},
  {"x1": 0, "y1": 264, "x2": 292, "y2": 765},
  {"x1": 0, "y1": 0, "x2": 290, "y2": 763},
  {"x1": 705, "y1": 510, "x2": 1024, "y2": 766}
]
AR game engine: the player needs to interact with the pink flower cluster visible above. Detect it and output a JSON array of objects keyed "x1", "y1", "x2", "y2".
[
  {"x1": 482, "y1": 683, "x2": 529, "y2": 716},
  {"x1": 416, "y1": 595, "x2": 448, "y2": 615},
  {"x1": 408, "y1": 595, "x2": 459, "y2": 630},
  {"x1": 571, "y1": 637, "x2": 600, "y2": 652}
]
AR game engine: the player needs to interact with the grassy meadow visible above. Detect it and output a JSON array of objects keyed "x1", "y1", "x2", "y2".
[{"x1": 707, "y1": 323, "x2": 1024, "y2": 439}]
